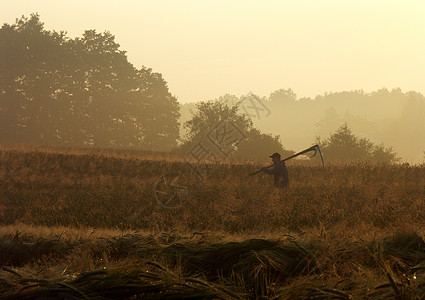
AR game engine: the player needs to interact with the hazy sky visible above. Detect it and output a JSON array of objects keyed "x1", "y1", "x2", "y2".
[{"x1": 2, "y1": 0, "x2": 425, "y2": 103}]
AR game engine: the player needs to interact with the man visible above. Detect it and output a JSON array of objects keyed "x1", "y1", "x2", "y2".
[{"x1": 261, "y1": 152, "x2": 289, "y2": 188}]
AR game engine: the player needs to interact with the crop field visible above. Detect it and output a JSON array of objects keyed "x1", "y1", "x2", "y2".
[{"x1": 1, "y1": 146, "x2": 425, "y2": 299}]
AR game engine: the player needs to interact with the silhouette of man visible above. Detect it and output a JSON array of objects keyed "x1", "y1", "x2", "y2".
[{"x1": 261, "y1": 153, "x2": 289, "y2": 188}]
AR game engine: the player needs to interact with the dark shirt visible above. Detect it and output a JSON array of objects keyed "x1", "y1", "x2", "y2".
[{"x1": 262, "y1": 161, "x2": 289, "y2": 187}]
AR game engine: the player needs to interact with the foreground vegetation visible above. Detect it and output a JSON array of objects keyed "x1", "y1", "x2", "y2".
[
  {"x1": 1, "y1": 147, "x2": 425, "y2": 298},
  {"x1": 2, "y1": 226, "x2": 425, "y2": 299}
]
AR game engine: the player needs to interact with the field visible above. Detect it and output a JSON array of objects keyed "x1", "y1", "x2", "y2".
[{"x1": 1, "y1": 146, "x2": 425, "y2": 299}]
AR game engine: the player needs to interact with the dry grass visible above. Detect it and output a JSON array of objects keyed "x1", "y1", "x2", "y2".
[
  {"x1": 1, "y1": 147, "x2": 425, "y2": 298},
  {"x1": 1, "y1": 228, "x2": 425, "y2": 298}
]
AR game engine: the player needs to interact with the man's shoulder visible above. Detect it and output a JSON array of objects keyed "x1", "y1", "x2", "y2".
[{"x1": 276, "y1": 161, "x2": 286, "y2": 169}]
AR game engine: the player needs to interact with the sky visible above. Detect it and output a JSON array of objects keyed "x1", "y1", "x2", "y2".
[{"x1": 2, "y1": 0, "x2": 425, "y2": 103}]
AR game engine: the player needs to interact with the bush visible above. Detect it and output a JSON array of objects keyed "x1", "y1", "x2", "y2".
[{"x1": 318, "y1": 123, "x2": 399, "y2": 163}]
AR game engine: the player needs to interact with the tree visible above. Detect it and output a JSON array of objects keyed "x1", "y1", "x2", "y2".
[
  {"x1": 0, "y1": 14, "x2": 71, "y2": 145},
  {"x1": 73, "y1": 29, "x2": 138, "y2": 147},
  {"x1": 134, "y1": 68, "x2": 180, "y2": 151},
  {"x1": 315, "y1": 107, "x2": 342, "y2": 137},
  {"x1": 0, "y1": 14, "x2": 180, "y2": 150},
  {"x1": 180, "y1": 99, "x2": 252, "y2": 150},
  {"x1": 233, "y1": 128, "x2": 293, "y2": 160},
  {"x1": 319, "y1": 123, "x2": 399, "y2": 163},
  {"x1": 269, "y1": 88, "x2": 297, "y2": 104},
  {"x1": 382, "y1": 91, "x2": 425, "y2": 162},
  {"x1": 179, "y1": 99, "x2": 292, "y2": 160}
]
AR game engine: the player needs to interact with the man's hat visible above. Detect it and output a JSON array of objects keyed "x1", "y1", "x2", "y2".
[{"x1": 269, "y1": 152, "x2": 281, "y2": 159}]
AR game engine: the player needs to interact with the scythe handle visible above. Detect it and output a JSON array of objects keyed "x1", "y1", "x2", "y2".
[
  {"x1": 281, "y1": 145, "x2": 318, "y2": 162},
  {"x1": 248, "y1": 144, "x2": 323, "y2": 176}
]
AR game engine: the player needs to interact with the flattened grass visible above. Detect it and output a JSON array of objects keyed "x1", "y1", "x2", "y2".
[{"x1": 1, "y1": 229, "x2": 425, "y2": 298}]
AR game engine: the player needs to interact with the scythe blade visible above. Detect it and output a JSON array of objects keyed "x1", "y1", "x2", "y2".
[
  {"x1": 308, "y1": 145, "x2": 325, "y2": 169},
  {"x1": 312, "y1": 146, "x2": 318, "y2": 158},
  {"x1": 315, "y1": 145, "x2": 325, "y2": 169}
]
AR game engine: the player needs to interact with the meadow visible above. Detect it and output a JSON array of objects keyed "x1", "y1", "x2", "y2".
[{"x1": 1, "y1": 146, "x2": 425, "y2": 299}]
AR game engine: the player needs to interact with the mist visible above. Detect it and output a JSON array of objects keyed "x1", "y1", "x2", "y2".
[
  {"x1": 180, "y1": 88, "x2": 425, "y2": 163},
  {"x1": 1, "y1": 12, "x2": 424, "y2": 164}
]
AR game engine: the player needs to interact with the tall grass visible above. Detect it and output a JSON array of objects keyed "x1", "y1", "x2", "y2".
[
  {"x1": 1, "y1": 147, "x2": 425, "y2": 298},
  {"x1": 1, "y1": 148, "x2": 424, "y2": 233}
]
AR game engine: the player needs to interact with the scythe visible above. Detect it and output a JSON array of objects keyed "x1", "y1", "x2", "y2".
[{"x1": 249, "y1": 144, "x2": 325, "y2": 176}]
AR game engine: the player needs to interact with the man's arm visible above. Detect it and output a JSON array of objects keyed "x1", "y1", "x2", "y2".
[{"x1": 262, "y1": 165, "x2": 277, "y2": 174}]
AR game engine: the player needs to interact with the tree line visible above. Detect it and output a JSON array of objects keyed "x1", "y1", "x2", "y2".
[
  {"x1": 178, "y1": 99, "x2": 399, "y2": 164},
  {"x1": 0, "y1": 14, "x2": 180, "y2": 151},
  {"x1": 180, "y1": 89, "x2": 425, "y2": 163},
  {"x1": 2, "y1": 14, "x2": 423, "y2": 163}
]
